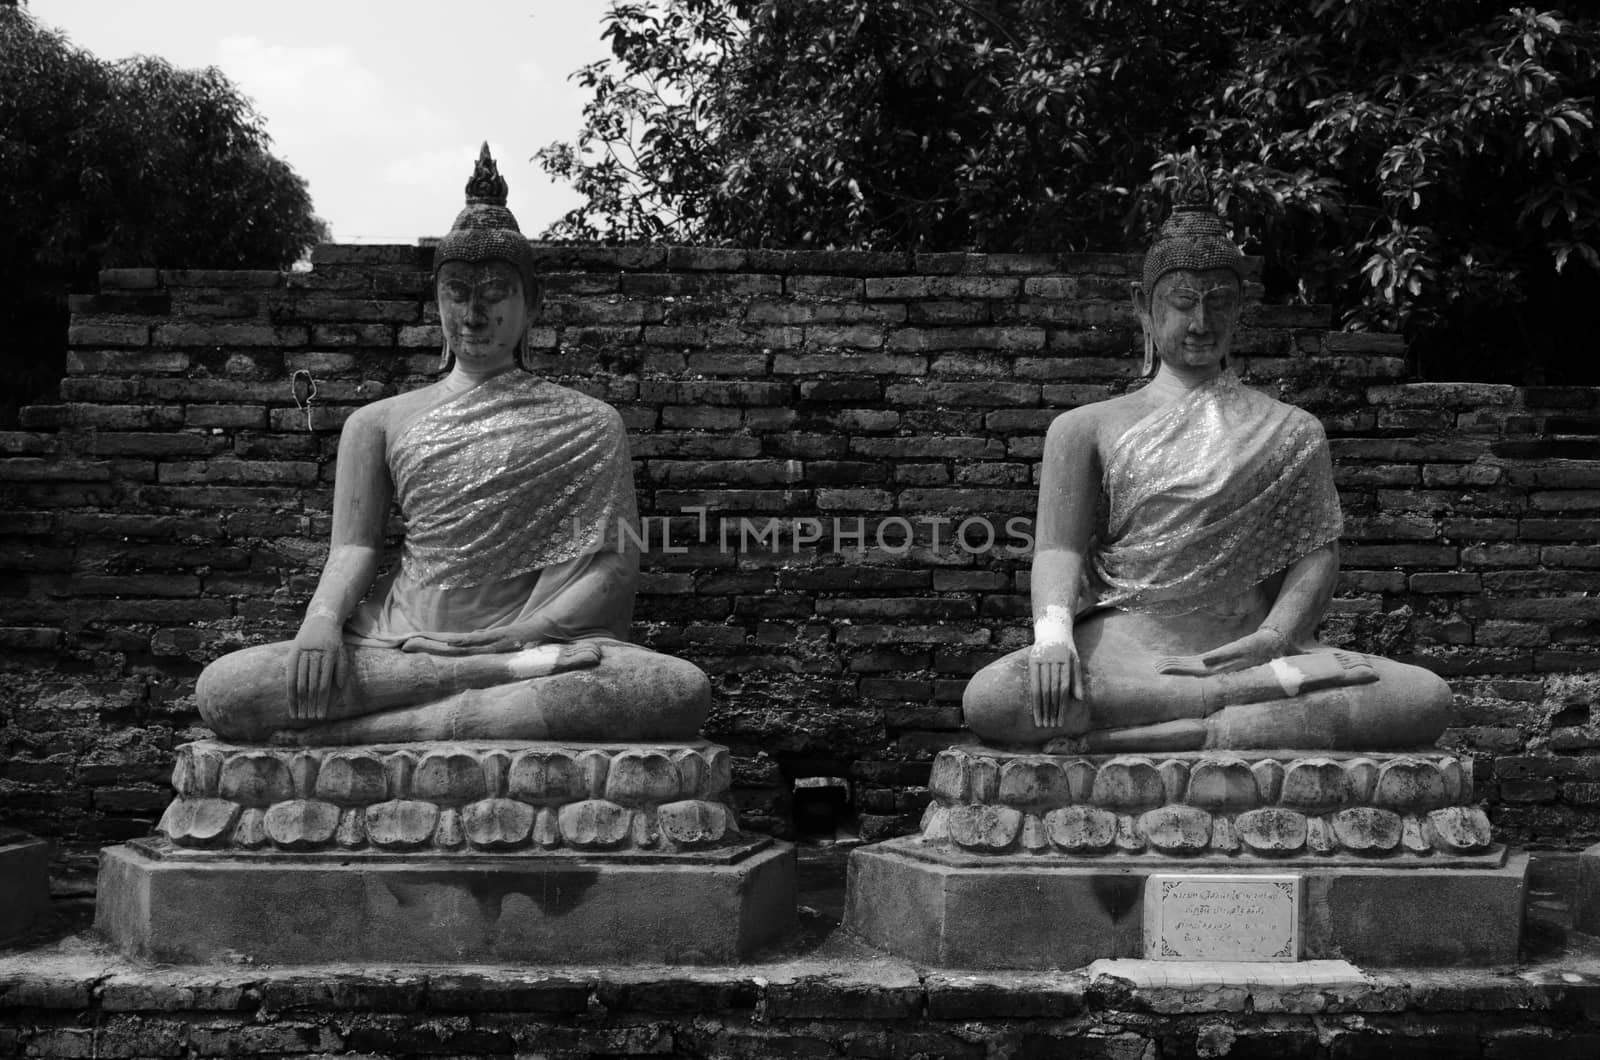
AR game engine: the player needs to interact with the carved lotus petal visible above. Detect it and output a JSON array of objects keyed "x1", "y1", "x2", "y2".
[
  {"x1": 928, "y1": 752, "x2": 968, "y2": 803},
  {"x1": 633, "y1": 809, "x2": 660, "y2": 849},
  {"x1": 532, "y1": 807, "x2": 561, "y2": 848},
  {"x1": 158, "y1": 797, "x2": 239, "y2": 847},
  {"x1": 969, "y1": 755, "x2": 1001, "y2": 803},
  {"x1": 1306, "y1": 815, "x2": 1336, "y2": 855},
  {"x1": 1185, "y1": 756, "x2": 1260, "y2": 811},
  {"x1": 335, "y1": 807, "x2": 366, "y2": 848},
  {"x1": 263, "y1": 799, "x2": 340, "y2": 850},
  {"x1": 558, "y1": 799, "x2": 631, "y2": 849},
  {"x1": 435, "y1": 807, "x2": 464, "y2": 849},
  {"x1": 671, "y1": 750, "x2": 706, "y2": 797},
  {"x1": 1424, "y1": 806, "x2": 1494, "y2": 855},
  {"x1": 1114, "y1": 813, "x2": 1144, "y2": 852},
  {"x1": 1236, "y1": 808, "x2": 1309, "y2": 855},
  {"x1": 1438, "y1": 758, "x2": 1465, "y2": 803},
  {"x1": 1063, "y1": 759, "x2": 1097, "y2": 802},
  {"x1": 1210, "y1": 815, "x2": 1240, "y2": 854},
  {"x1": 922, "y1": 805, "x2": 951, "y2": 844},
  {"x1": 946, "y1": 805, "x2": 1022, "y2": 852},
  {"x1": 577, "y1": 749, "x2": 612, "y2": 797},
  {"x1": 658, "y1": 799, "x2": 731, "y2": 848},
  {"x1": 481, "y1": 751, "x2": 511, "y2": 798},
  {"x1": 1401, "y1": 815, "x2": 1430, "y2": 854},
  {"x1": 172, "y1": 745, "x2": 224, "y2": 796},
  {"x1": 1021, "y1": 814, "x2": 1050, "y2": 852},
  {"x1": 998, "y1": 758, "x2": 1070, "y2": 809},
  {"x1": 1089, "y1": 756, "x2": 1164, "y2": 811},
  {"x1": 700, "y1": 747, "x2": 731, "y2": 797},
  {"x1": 1044, "y1": 806, "x2": 1117, "y2": 853},
  {"x1": 1344, "y1": 758, "x2": 1378, "y2": 801},
  {"x1": 231, "y1": 807, "x2": 268, "y2": 849},
  {"x1": 605, "y1": 750, "x2": 682, "y2": 806},
  {"x1": 169, "y1": 746, "x2": 197, "y2": 794},
  {"x1": 1251, "y1": 759, "x2": 1284, "y2": 804},
  {"x1": 413, "y1": 749, "x2": 488, "y2": 802},
  {"x1": 286, "y1": 752, "x2": 319, "y2": 799},
  {"x1": 365, "y1": 799, "x2": 440, "y2": 849},
  {"x1": 1158, "y1": 760, "x2": 1190, "y2": 804},
  {"x1": 462, "y1": 798, "x2": 535, "y2": 850},
  {"x1": 382, "y1": 751, "x2": 416, "y2": 796},
  {"x1": 1373, "y1": 758, "x2": 1450, "y2": 814},
  {"x1": 218, "y1": 752, "x2": 293, "y2": 806},
  {"x1": 1279, "y1": 759, "x2": 1353, "y2": 812},
  {"x1": 508, "y1": 750, "x2": 586, "y2": 804},
  {"x1": 314, "y1": 752, "x2": 388, "y2": 805},
  {"x1": 1331, "y1": 807, "x2": 1402, "y2": 854},
  {"x1": 1139, "y1": 805, "x2": 1212, "y2": 854}
]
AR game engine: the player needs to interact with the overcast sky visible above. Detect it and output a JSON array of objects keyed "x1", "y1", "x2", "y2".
[{"x1": 34, "y1": 0, "x2": 615, "y2": 243}]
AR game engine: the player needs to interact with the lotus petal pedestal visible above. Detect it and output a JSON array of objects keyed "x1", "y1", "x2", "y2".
[
  {"x1": 97, "y1": 741, "x2": 797, "y2": 964},
  {"x1": 846, "y1": 747, "x2": 1527, "y2": 968}
]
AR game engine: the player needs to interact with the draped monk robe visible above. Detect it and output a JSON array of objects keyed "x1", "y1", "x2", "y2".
[
  {"x1": 346, "y1": 372, "x2": 639, "y2": 650},
  {"x1": 1091, "y1": 372, "x2": 1343, "y2": 616}
]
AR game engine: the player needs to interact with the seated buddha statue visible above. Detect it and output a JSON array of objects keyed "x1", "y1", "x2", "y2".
[
  {"x1": 962, "y1": 176, "x2": 1452, "y2": 754},
  {"x1": 196, "y1": 146, "x2": 709, "y2": 744}
]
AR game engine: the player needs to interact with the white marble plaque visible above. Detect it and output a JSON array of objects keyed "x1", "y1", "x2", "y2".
[{"x1": 1143, "y1": 874, "x2": 1301, "y2": 961}]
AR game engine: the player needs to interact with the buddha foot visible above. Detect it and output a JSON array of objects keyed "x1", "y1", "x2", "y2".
[{"x1": 506, "y1": 641, "x2": 602, "y2": 678}]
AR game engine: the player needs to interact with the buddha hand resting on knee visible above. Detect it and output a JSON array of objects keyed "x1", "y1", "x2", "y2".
[
  {"x1": 195, "y1": 145, "x2": 709, "y2": 745},
  {"x1": 962, "y1": 166, "x2": 1450, "y2": 754}
]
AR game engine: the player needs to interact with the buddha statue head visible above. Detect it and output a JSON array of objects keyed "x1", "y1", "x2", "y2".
[
  {"x1": 1131, "y1": 162, "x2": 1247, "y2": 375},
  {"x1": 434, "y1": 144, "x2": 543, "y2": 372}
]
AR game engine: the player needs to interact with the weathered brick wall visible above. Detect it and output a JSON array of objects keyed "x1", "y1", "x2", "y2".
[{"x1": 1, "y1": 244, "x2": 1596, "y2": 847}]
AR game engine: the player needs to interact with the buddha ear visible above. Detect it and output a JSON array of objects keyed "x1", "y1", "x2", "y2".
[
  {"x1": 515, "y1": 328, "x2": 532, "y2": 373},
  {"x1": 1129, "y1": 281, "x2": 1151, "y2": 323},
  {"x1": 517, "y1": 279, "x2": 544, "y2": 373},
  {"x1": 1130, "y1": 282, "x2": 1156, "y2": 375}
]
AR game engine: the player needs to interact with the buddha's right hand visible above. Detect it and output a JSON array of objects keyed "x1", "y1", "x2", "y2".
[
  {"x1": 1028, "y1": 639, "x2": 1083, "y2": 730},
  {"x1": 286, "y1": 614, "x2": 348, "y2": 721}
]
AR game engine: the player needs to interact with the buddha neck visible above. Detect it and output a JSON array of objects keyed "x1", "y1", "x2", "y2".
[
  {"x1": 444, "y1": 360, "x2": 518, "y2": 391},
  {"x1": 1146, "y1": 362, "x2": 1225, "y2": 403}
]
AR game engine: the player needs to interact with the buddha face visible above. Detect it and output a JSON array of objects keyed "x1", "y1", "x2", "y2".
[
  {"x1": 1137, "y1": 267, "x2": 1242, "y2": 371},
  {"x1": 437, "y1": 260, "x2": 527, "y2": 373}
]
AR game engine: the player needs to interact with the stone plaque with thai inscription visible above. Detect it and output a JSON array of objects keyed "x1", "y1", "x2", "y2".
[{"x1": 1143, "y1": 873, "x2": 1301, "y2": 961}]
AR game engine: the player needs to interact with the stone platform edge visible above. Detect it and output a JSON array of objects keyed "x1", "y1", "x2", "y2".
[
  {"x1": 96, "y1": 840, "x2": 798, "y2": 965},
  {"x1": 846, "y1": 842, "x2": 1530, "y2": 968},
  {"x1": 4, "y1": 948, "x2": 1600, "y2": 1059}
]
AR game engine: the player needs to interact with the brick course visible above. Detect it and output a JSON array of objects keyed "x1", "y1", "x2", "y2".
[
  {"x1": 1, "y1": 245, "x2": 1597, "y2": 846},
  {"x1": 5, "y1": 954, "x2": 1600, "y2": 1059}
]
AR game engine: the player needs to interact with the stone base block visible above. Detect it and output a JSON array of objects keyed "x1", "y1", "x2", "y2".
[
  {"x1": 1575, "y1": 841, "x2": 1600, "y2": 936},
  {"x1": 97, "y1": 837, "x2": 797, "y2": 964},
  {"x1": 0, "y1": 831, "x2": 52, "y2": 944},
  {"x1": 846, "y1": 838, "x2": 1528, "y2": 969}
]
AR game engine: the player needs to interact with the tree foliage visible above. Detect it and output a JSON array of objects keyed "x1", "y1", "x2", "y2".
[
  {"x1": 540, "y1": 1, "x2": 1600, "y2": 382},
  {"x1": 0, "y1": 5, "x2": 327, "y2": 420}
]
